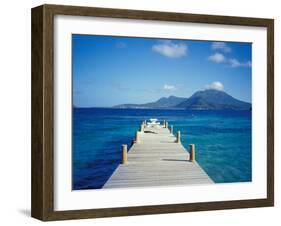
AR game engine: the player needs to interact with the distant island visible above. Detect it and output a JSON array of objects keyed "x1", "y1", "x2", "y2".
[{"x1": 113, "y1": 89, "x2": 251, "y2": 110}]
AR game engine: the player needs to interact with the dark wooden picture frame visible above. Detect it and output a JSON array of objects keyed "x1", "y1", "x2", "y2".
[{"x1": 31, "y1": 4, "x2": 274, "y2": 221}]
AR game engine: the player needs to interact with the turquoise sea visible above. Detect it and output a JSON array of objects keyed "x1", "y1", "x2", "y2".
[{"x1": 73, "y1": 108, "x2": 252, "y2": 190}]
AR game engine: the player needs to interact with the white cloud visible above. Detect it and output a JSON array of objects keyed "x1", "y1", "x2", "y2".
[
  {"x1": 228, "y1": 58, "x2": 240, "y2": 67},
  {"x1": 228, "y1": 58, "x2": 252, "y2": 68},
  {"x1": 211, "y1": 42, "x2": 231, "y2": 52},
  {"x1": 152, "y1": 41, "x2": 187, "y2": 58},
  {"x1": 205, "y1": 81, "x2": 224, "y2": 91},
  {"x1": 208, "y1": 53, "x2": 252, "y2": 68},
  {"x1": 163, "y1": 84, "x2": 176, "y2": 91},
  {"x1": 208, "y1": 53, "x2": 225, "y2": 63},
  {"x1": 246, "y1": 61, "x2": 252, "y2": 67}
]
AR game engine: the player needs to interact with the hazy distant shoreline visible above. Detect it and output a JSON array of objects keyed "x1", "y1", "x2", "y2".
[
  {"x1": 73, "y1": 106, "x2": 251, "y2": 111},
  {"x1": 74, "y1": 89, "x2": 252, "y2": 111}
]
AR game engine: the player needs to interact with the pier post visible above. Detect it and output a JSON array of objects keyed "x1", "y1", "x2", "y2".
[
  {"x1": 165, "y1": 121, "x2": 169, "y2": 129},
  {"x1": 121, "y1": 144, "x2": 128, "y2": 164},
  {"x1": 163, "y1": 120, "x2": 166, "y2": 127},
  {"x1": 170, "y1": 125, "x2": 173, "y2": 134},
  {"x1": 189, "y1": 144, "x2": 195, "y2": 161},
  {"x1": 140, "y1": 122, "x2": 145, "y2": 132},
  {"x1": 135, "y1": 131, "x2": 141, "y2": 143},
  {"x1": 176, "y1": 131, "x2": 181, "y2": 143}
]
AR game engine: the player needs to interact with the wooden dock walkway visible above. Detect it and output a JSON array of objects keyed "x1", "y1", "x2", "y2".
[{"x1": 103, "y1": 120, "x2": 213, "y2": 188}]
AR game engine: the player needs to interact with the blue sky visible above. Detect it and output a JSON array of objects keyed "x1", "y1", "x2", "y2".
[{"x1": 72, "y1": 35, "x2": 252, "y2": 107}]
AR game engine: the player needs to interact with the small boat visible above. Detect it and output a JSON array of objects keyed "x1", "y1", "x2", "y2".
[{"x1": 147, "y1": 118, "x2": 160, "y2": 126}]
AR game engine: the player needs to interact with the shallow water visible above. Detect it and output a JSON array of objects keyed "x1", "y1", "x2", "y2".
[{"x1": 73, "y1": 108, "x2": 252, "y2": 190}]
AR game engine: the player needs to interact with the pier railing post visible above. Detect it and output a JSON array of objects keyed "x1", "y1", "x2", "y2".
[
  {"x1": 170, "y1": 125, "x2": 173, "y2": 134},
  {"x1": 121, "y1": 144, "x2": 128, "y2": 164},
  {"x1": 165, "y1": 121, "x2": 169, "y2": 129},
  {"x1": 163, "y1": 120, "x2": 166, "y2": 128},
  {"x1": 140, "y1": 122, "x2": 145, "y2": 132},
  {"x1": 135, "y1": 131, "x2": 141, "y2": 143},
  {"x1": 189, "y1": 144, "x2": 195, "y2": 161},
  {"x1": 176, "y1": 131, "x2": 181, "y2": 143}
]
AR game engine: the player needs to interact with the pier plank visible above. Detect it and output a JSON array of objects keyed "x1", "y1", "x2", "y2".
[{"x1": 103, "y1": 123, "x2": 213, "y2": 188}]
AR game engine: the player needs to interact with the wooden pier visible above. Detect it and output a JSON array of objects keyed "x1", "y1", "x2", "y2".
[{"x1": 103, "y1": 120, "x2": 213, "y2": 188}]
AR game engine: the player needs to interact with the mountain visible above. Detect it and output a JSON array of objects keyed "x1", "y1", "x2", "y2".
[
  {"x1": 176, "y1": 90, "x2": 251, "y2": 110},
  {"x1": 114, "y1": 95, "x2": 187, "y2": 109},
  {"x1": 113, "y1": 90, "x2": 251, "y2": 110}
]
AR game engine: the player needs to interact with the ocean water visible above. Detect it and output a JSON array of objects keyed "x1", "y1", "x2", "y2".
[{"x1": 73, "y1": 108, "x2": 252, "y2": 190}]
